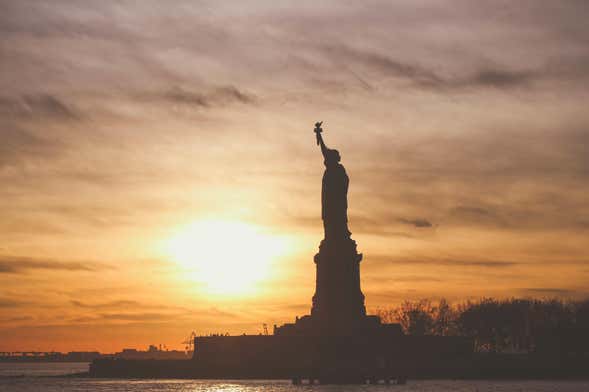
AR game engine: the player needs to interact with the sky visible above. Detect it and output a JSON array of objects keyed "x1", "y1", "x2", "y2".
[{"x1": 1, "y1": 0, "x2": 588, "y2": 352}]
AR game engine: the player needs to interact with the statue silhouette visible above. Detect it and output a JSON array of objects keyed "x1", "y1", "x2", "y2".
[
  {"x1": 310, "y1": 122, "x2": 366, "y2": 326},
  {"x1": 271, "y1": 122, "x2": 384, "y2": 334},
  {"x1": 314, "y1": 122, "x2": 351, "y2": 239}
]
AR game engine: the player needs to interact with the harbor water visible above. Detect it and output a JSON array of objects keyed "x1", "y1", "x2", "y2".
[{"x1": 1, "y1": 363, "x2": 589, "y2": 391}]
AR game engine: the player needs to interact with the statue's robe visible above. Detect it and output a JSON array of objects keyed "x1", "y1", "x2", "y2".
[{"x1": 321, "y1": 163, "x2": 349, "y2": 238}]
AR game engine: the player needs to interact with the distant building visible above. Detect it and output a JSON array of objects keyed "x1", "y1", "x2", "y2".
[{"x1": 115, "y1": 346, "x2": 188, "y2": 360}]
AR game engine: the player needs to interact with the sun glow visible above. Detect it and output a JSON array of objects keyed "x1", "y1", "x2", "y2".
[{"x1": 164, "y1": 219, "x2": 291, "y2": 295}]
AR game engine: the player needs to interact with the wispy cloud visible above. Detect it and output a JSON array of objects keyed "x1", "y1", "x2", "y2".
[
  {"x1": 0, "y1": 297, "x2": 28, "y2": 308},
  {"x1": 159, "y1": 85, "x2": 256, "y2": 107},
  {"x1": 321, "y1": 45, "x2": 542, "y2": 91},
  {"x1": 0, "y1": 126, "x2": 63, "y2": 168},
  {"x1": 0, "y1": 94, "x2": 79, "y2": 119},
  {"x1": 0, "y1": 256, "x2": 110, "y2": 274},
  {"x1": 70, "y1": 300, "x2": 142, "y2": 309},
  {"x1": 397, "y1": 217, "x2": 433, "y2": 228},
  {"x1": 368, "y1": 255, "x2": 519, "y2": 269},
  {"x1": 519, "y1": 288, "x2": 580, "y2": 296},
  {"x1": 366, "y1": 275, "x2": 442, "y2": 284},
  {"x1": 69, "y1": 306, "x2": 238, "y2": 324}
]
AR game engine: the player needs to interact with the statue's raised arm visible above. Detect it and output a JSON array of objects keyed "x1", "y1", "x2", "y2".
[{"x1": 314, "y1": 121, "x2": 329, "y2": 159}]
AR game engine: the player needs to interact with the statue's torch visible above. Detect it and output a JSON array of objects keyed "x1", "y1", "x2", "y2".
[{"x1": 314, "y1": 121, "x2": 323, "y2": 145}]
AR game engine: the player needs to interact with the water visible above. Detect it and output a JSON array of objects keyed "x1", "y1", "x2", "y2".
[
  {"x1": 0, "y1": 362, "x2": 89, "y2": 377},
  {"x1": 1, "y1": 363, "x2": 588, "y2": 391}
]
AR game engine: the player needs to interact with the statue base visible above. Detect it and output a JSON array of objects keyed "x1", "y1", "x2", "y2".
[
  {"x1": 274, "y1": 231, "x2": 400, "y2": 337},
  {"x1": 311, "y1": 235, "x2": 366, "y2": 322}
]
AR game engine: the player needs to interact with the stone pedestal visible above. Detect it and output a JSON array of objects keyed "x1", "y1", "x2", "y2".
[
  {"x1": 274, "y1": 230, "x2": 383, "y2": 337},
  {"x1": 311, "y1": 236, "x2": 366, "y2": 325}
]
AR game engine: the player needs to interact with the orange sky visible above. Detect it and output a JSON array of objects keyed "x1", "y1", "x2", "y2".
[{"x1": 1, "y1": 1, "x2": 588, "y2": 352}]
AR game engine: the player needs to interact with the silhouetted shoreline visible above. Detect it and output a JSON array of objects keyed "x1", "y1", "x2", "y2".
[
  {"x1": 85, "y1": 351, "x2": 589, "y2": 381},
  {"x1": 0, "y1": 345, "x2": 188, "y2": 363}
]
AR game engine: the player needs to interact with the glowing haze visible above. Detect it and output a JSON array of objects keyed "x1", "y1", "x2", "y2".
[{"x1": 1, "y1": 1, "x2": 588, "y2": 352}]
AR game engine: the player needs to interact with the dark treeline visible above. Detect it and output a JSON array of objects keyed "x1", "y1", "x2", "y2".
[{"x1": 375, "y1": 298, "x2": 589, "y2": 353}]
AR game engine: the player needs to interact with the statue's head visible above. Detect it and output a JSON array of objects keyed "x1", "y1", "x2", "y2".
[{"x1": 325, "y1": 149, "x2": 341, "y2": 166}]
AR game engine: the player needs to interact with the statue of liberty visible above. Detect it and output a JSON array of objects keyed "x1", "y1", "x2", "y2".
[{"x1": 314, "y1": 122, "x2": 351, "y2": 240}]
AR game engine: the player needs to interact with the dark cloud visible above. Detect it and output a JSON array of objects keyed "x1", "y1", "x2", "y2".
[
  {"x1": 98, "y1": 313, "x2": 175, "y2": 322},
  {"x1": 164, "y1": 87, "x2": 210, "y2": 107},
  {"x1": 0, "y1": 297, "x2": 28, "y2": 308},
  {"x1": 0, "y1": 94, "x2": 79, "y2": 119},
  {"x1": 322, "y1": 45, "x2": 442, "y2": 88},
  {"x1": 0, "y1": 316, "x2": 34, "y2": 322},
  {"x1": 368, "y1": 255, "x2": 518, "y2": 268},
  {"x1": 0, "y1": 256, "x2": 109, "y2": 274},
  {"x1": 281, "y1": 303, "x2": 312, "y2": 313},
  {"x1": 447, "y1": 206, "x2": 509, "y2": 228},
  {"x1": 71, "y1": 312, "x2": 177, "y2": 323},
  {"x1": 464, "y1": 69, "x2": 536, "y2": 89},
  {"x1": 289, "y1": 208, "x2": 436, "y2": 236},
  {"x1": 366, "y1": 275, "x2": 442, "y2": 283},
  {"x1": 397, "y1": 217, "x2": 433, "y2": 228},
  {"x1": 322, "y1": 44, "x2": 542, "y2": 91},
  {"x1": 72, "y1": 307, "x2": 237, "y2": 324},
  {"x1": 70, "y1": 300, "x2": 142, "y2": 309},
  {"x1": 349, "y1": 215, "x2": 417, "y2": 237},
  {"x1": 519, "y1": 288, "x2": 578, "y2": 295},
  {"x1": 161, "y1": 85, "x2": 256, "y2": 108},
  {"x1": 214, "y1": 86, "x2": 255, "y2": 104},
  {"x1": 353, "y1": 126, "x2": 589, "y2": 235},
  {"x1": 69, "y1": 306, "x2": 237, "y2": 324}
]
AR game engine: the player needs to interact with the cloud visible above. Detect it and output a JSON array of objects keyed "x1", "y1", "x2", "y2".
[
  {"x1": 158, "y1": 85, "x2": 256, "y2": 108},
  {"x1": 70, "y1": 312, "x2": 177, "y2": 323},
  {"x1": 68, "y1": 305, "x2": 238, "y2": 324},
  {"x1": 0, "y1": 316, "x2": 34, "y2": 322},
  {"x1": 70, "y1": 300, "x2": 142, "y2": 309},
  {"x1": 462, "y1": 69, "x2": 536, "y2": 89},
  {"x1": 351, "y1": 126, "x2": 589, "y2": 236},
  {"x1": 205, "y1": 307, "x2": 239, "y2": 319},
  {"x1": 397, "y1": 217, "x2": 433, "y2": 228},
  {"x1": 0, "y1": 126, "x2": 63, "y2": 168},
  {"x1": 447, "y1": 206, "x2": 509, "y2": 228},
  {"x1": 347, "y1": 216, "x2": 415, "y2": 237},
  {"x1": 214, "y1": 86, "x2": 256, "y2": 104},
  {"x1": 366, "y1": 275, "x2": 442, "y2": 283},
  {"x1": 0, "y1": 256, "x2": 110, "y2": 274},
  {"x1": 0, "y1": 297, "x2": 28, "y2": 308},
  {"x1": 0, "y1": 94, "x2": 79, "y2": 119},
  {"x1": 98, "y1": 313, "x2": 175, "y2": 322},
  {"x1": 363, "y1": 290, "x2": 410, "y2": 303},
  {"x1": 322, "y1": 45, "x2": 443, "y2": 88},
  {"x1": 69, "y1": 299, "x2": 199, "y2": 314},
  {"x1": 288, "y1": 213, "x2": 417, "y2": 237},
  {"x1": 368, "y1": 255, "x2": 518, "y2": 268},
  {"x1": 321, "y1": 44, "x2": 542, "y2": 91},
  {"x1": 519, "y1": 288, "x2": 579, "y2": 296}
]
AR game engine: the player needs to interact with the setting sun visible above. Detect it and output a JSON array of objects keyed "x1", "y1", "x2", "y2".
[{"x1": 164, "y1": 219, "x2": 291, "y2": 295}]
